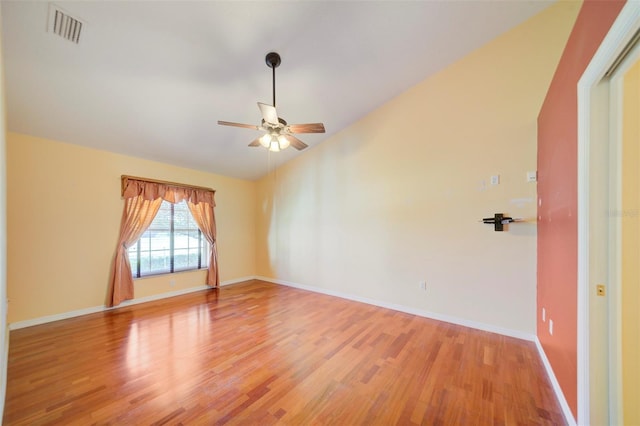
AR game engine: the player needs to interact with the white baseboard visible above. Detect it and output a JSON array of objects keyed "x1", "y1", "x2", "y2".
[
  {"x1": 535, "y1": 337, "x2": 576, "y2": 426},
  {"x1": 256, "y1": 276, "x2": 536, "y2": 342},
  {"x1": 10, "y1": 276, "x2": 533, "y2": 340},
  {"x1": 218, "y1": 276, "x2": 256, "y2": 287},
  {"x1": 8, "y1": 276, "x2": 254, "y2": 330}
]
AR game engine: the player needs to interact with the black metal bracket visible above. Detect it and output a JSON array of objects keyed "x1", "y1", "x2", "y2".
[{"x1": 482, "y1": 213, "x2": 515, "y2": 232}]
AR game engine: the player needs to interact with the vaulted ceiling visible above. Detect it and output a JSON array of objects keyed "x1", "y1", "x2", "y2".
[{"x1": 2, "y1": 1, "x2": 552, "y2": 180}]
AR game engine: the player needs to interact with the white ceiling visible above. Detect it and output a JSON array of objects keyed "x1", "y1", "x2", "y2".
[{"x1": 2, "y1": 1, "x2": 552, "y2": 181}]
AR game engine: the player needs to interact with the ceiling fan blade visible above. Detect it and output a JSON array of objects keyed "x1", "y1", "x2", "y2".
[
  {"x1": 283, "y1": 134, "x2": 308, "y2": 151},
  {"x1": 248, "y1": 137, "x2": 262, "y2": 147},
  {"x1": 218, "y1": 121, "x2": 259, "y2": 130},
  {"x1": 287, "y1": 123, "x2": 326, "y2": 134},
  {"x1": 258, "y1": 102, "x2": 279, "y2": 125}
]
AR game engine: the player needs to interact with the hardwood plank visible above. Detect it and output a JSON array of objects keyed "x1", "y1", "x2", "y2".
[{"x1": 3, "y1": 280, "x2": 566, "y2": 425}]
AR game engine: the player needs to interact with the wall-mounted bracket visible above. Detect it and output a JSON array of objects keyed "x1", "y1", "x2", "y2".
[{"x1": 482, "y1": 213, "x2": 516, "y2": 231}]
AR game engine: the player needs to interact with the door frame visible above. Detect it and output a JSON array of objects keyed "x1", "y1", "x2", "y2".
[{"x1": 577, "y1": 2, "x2": 640, "y2": 424}]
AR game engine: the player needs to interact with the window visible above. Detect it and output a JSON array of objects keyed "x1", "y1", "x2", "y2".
[{"x1": 127, "y1": 200, "x2": 209, "y2": 278}]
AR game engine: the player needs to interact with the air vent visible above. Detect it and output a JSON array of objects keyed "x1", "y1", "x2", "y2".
[{"x1": 48, "y1": 4, "x2": 83, "y2": 44}]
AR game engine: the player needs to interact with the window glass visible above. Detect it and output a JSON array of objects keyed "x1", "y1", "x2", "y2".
[{"x1": 128, "y1": 200, "x2": 209, "y2": 278}]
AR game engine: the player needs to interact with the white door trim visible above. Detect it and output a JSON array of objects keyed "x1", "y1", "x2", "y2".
[{"x1": 577, "y1": 2, "x2": 640, "y2": 424}]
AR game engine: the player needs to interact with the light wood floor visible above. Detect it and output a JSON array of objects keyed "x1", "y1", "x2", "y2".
[{"x1": 4, "y1": 280, "x2": 565, "y2": 425}]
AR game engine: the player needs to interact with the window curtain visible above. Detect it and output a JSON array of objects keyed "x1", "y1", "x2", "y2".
[
  {"x1": 187, "y1": 201, "x2": 219, "y2": 287},
  {"x1": 107, "y1": 196, "x2": 163, "y2": 307},
  {"x1": 107, "y1": 177, "x2": 218, "y2": 307}
]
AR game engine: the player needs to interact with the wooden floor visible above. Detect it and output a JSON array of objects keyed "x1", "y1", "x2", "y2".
[{"x1": 4, "y1": 280, "x2": 565, "y2": 425}]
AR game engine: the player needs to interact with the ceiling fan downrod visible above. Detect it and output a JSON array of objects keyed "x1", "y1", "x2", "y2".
[{"x1": 265, "y1": 52, "x2": 281, "y2": 107}]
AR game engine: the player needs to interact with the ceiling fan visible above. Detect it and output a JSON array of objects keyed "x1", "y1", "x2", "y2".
[{"x1": 218, "y1": 52, "x2": 325, "y2": 152}]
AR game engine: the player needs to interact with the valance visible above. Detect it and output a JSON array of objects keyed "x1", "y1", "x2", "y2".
[{"x1": 121, "y1": 175, "x2": 215, "y2": 206}]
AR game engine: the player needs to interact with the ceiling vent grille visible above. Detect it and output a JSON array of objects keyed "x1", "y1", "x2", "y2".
[{"x1": 48, "y1": 5, "x2": 83, "y2": 44}]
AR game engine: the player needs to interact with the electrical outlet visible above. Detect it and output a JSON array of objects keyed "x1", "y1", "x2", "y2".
[
  {"x1": 419, "y1": 280, "x2": 427, "y2": 291},
  {"x1": 490, "y1": 175, "x2": 500, "y2": 185},
  {"x1": 169, "y1": 279, "x2": 176, "y2": 287}
]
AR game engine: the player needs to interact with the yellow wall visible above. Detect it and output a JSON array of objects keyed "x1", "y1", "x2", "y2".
[
  {"x1": 255, "y1": 1, "x2": 580, "y2": 334},
  {"x1": 6, "y1": 133, "x2": 256, "y2": 323},
  {"x1": 622, "y1": 57, "x2": 640, "y2": 425}
]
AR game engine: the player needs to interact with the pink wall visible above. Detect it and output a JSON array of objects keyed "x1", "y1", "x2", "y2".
[{"x1": 537, "y1": 0, "x2": 625, "y2": 420}]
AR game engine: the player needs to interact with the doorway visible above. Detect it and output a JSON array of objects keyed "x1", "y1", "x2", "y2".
[
  {"x1": 577, "y1": 3, "x2": 640, "y2": 424},
  {"x1": 611, "y1": 46, "x2": 640, "y2": 426}
]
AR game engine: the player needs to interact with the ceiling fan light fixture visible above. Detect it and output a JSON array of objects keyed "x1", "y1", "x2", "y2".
[
  {"x1": 277, "y1": 135, "x2": 290, "y2": 150},
  {"x1": 260, "y1": 133, "x2": 272, "y2": 148},
  {"x1": 269, "y1": 139, "x2": 280, "y2": 152}
]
